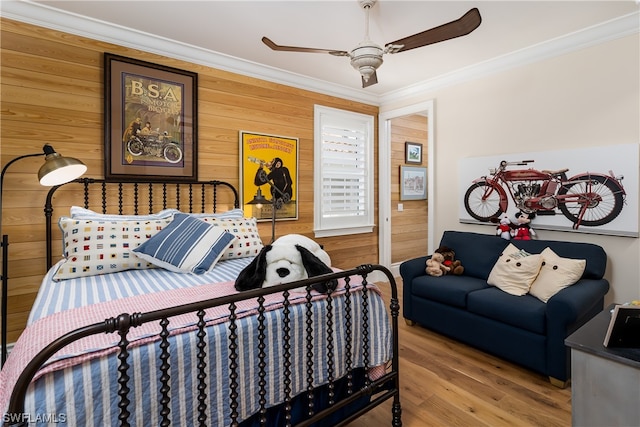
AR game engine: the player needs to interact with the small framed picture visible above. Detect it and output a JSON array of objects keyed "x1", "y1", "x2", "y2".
[
  {"x1": 405, "y1": 141, "x2": 423, "y2": 164},
  {"x1": 400, "y1": 166, "x2": 427, "y2": 201}
]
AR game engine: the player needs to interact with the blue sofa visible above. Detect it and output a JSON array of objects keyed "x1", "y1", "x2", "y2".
[{"x1": 400, "y1": 230, "x2": 609, "y2": 386}]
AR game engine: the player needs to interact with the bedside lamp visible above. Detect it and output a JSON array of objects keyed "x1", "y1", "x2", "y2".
[
  {"x1": 1, "y1": 144, "x2": 87, "y2": 366},
  {"x1": 247, "y1": 188, "x2": 271, "y2": 210},
  {"x1": 248, "y1": 180, "x2": 290, "y2": 245}
]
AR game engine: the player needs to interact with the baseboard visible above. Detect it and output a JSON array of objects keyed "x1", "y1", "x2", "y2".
[
  {"x1": 389, "y1": 262, "x2": 401, "y2": 279},
  {"x1": 8, "y1": 342, "x2": 14, "y2": 355},
  {"x1": 366, "y1": 264, "x2": 401, "y2": 284}
]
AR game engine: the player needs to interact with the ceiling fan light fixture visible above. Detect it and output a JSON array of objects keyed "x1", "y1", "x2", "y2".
[
  {"x1": 350, "y1": 43, "x2": 383, "y2": 82},
  {"x1": 357, "y1": 65, "x2": 377, "y2": 82}
]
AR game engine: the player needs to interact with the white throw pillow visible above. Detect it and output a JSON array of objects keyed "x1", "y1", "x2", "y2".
[
  {"x1": 187, "y1": 208, "x2": 245, "y2": 219},
  {"x1": 198, "y1": 217, "x2": 263, "y2": 260},
  {"x1": 54, "y1": 217, "x2": 172, "y2": 280},
  {"x1": 70, "y1": 206, "x2": 179, "y2": 221},
  {"x1": 487, "y1": 243, "x2": 543, "y2": 296},
  {"x1": 529, "y1": 247, "x2": 586, "y2": 303}
]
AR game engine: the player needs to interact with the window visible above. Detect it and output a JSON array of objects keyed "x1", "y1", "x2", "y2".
[{"x1": 314, "y1": 105, "x2": 374, "y2": 237}]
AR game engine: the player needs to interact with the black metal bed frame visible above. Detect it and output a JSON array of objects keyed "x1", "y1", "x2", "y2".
[
  {"x1": 44, "y1": 178, "x2": 239, "y2": 270},
  {"x1": 6, "y1": 178, "x2": 402, "y2": 426}
]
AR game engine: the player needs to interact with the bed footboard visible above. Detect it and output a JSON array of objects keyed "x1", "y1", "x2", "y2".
[{"x1": 4, "y1": 265, "x2": 401, "y2": 427}]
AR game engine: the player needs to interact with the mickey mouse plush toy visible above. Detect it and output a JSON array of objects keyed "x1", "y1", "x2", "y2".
[{"x1": 511, "y1": 211, "x2": 537, "y2": 240}]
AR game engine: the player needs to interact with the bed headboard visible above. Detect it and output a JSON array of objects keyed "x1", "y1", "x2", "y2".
[{"x1": 44, "y1": 178, "x2": 240, "y2": 269}]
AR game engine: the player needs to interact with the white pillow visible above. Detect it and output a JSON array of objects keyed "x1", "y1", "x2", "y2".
[
  {"x1": 198, "y1": 217, "x2": 263, "y2": 260},
  {"x1": 54, "y1": 217, "x2": 172, "y2": 280},
  {"x1": 71, "y1": 206, "x2": 178, "y2": 221},
  {"x1": 529, "y1": 247, "x2": 586, "y2": 302},
  {"x1": 187, "y1": 208, "x2": 245, "y2": 219},
  {"x1": 132, "y1": 213, "x2": 236, "y2": 274},
  {"x1": 487, "y1": 243, "x2": 543, "y2": 296}
]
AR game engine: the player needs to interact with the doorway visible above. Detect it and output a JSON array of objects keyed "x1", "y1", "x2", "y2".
[{"x1": 379, "y1": 100, "x2": 435, "y2": 276}]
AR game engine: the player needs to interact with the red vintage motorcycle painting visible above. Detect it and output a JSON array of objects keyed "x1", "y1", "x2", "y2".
[{"x1": 464, "y1": 160, "x2": 626, "y2": 229}]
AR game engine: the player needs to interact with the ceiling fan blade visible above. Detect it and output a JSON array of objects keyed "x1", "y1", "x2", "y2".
[
  {"x1": 361, "y1": 71, "x2": 378, "y2": 88},
  {"x1": 262, "y1": 37, "x2": 349, "y2": 56},
  {"x1": 387, "y1": 7, "x2": 481, "y2": 53}
]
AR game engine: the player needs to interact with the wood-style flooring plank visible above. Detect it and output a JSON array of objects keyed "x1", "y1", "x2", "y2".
[{"x1": 347, "y1": 280, "x2": 572, "y2": 426}]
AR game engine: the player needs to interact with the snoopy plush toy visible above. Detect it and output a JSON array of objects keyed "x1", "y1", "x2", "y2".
[{"x1": 234, "y1": 234, "x2": 337, "y2": 293}]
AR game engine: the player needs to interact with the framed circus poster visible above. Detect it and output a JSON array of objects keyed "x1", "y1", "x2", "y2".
[
  {"x1": 104, "y1": 53, "x2": 197, "y2": 181},
  {"x1": 240, "y1": 131, "x2": 298, "y2": 221}
]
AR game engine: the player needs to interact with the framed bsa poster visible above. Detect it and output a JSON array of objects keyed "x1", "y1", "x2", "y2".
[
  {"x1": 104, "y1": 53, "x2": 197, "y2": 181},
  {"x1": 240, "y1": 131, "x2": 298, "y2": 221}
]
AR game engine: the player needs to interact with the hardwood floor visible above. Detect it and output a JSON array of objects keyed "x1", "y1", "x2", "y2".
[{"x1": 347, "y1": 280, "x2": 572, "y2": 427}]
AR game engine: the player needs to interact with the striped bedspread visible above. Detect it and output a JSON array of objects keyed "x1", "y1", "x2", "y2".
[
  {"x1": 1, "y1": 267, "x2": 392, "y2": 426},
  {"x1": 28, "y1": 257, "x2": 254, "y2": 322}
]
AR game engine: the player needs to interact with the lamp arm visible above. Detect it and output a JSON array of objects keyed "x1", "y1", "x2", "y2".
[
  {"x1": 0, "y1": 151, "x2": 44, "y2": 367},
  {"x1": 1, "y1": 146, "x2": 85, "y2": 366},
  {"x1": 268, "y1": 181, "x2": 287, "y2": 199},
  {"x1": 261, "y1": 179, "x2": 291, "y2": 244},
  {"x1": 1, "y1": 152, "x2": 44, "y2": 176},
  {"x1": 263, "y1": 178, "x2": 291, "y2": 204},
  {"x1": 256, "y1": 170, "x2": 288, "y2": 201},
  {"x1": 0, "y1": 152, "x2": 44, "y2": 218}
]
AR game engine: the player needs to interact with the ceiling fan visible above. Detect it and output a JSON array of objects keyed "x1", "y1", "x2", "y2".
[{"x1": 262, "y1": 0, "x2": 482, "y2": 88}]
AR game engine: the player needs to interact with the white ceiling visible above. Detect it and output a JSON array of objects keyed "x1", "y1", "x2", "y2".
[{"x1": 5, "y1": 1, "x2": 640, "y2": 102}]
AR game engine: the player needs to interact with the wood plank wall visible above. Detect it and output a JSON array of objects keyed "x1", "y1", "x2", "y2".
[
  {"x1": 391, "y1": 115, "x2": 428, "y2": 264},
  {"x1": 0, "y1": 18, "x2": 379, "y2": 343}
]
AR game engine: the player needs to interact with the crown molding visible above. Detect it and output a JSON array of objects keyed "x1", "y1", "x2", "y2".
[
  {"x1": 380, "y1": 10, "x2": 639, "y2": 105},
  {"x1": 0, "y1": 0, "x2": 380, "y2": 105},
  {"x1": 2, "y1": 1, "x2": 638, "y2": 107}
]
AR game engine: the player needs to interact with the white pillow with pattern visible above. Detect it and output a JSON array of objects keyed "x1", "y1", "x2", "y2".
[
  {"x1": 198, "y1": 217, "x2": 263, "y2": 260},
  {"x1": 53, "y1": 217, "x2": 172, "y2": 281}
]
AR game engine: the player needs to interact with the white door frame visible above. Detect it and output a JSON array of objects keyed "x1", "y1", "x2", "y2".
[{"x1": 378, "y1": 100, "x2": 435, "y2": 276}]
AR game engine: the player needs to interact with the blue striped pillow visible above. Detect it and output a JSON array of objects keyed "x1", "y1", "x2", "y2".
[{"x1": 133, "y1": 213, "x2": 236, "y2": 274}]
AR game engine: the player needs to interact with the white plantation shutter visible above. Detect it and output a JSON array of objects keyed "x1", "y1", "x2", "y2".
[
  {"x1": 314, "y1": 105, "x2": 374, "y2": 237},
  {"x1": 321, "y1": 127, "x2": 366, "y2": 216}
]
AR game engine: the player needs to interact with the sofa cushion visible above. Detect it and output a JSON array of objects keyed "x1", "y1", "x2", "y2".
[
  {"x1": 529, "y1": 247, "x2": 586, "y2": 302},
  {"x1": 511, "y1": 239, "x2": 605, "y2": 280},
  {"x1": 439, "y1": 231, "x2": 509, "y2": 280},
  {"x1": 411, "y1": 274, "x2": 489, "y2": 308},
  {"x1": 487, "y1": 243, "x2": 543, "y2": 296},
  {"x1": 467, "y1": 288, "x2": 547, "y2": 334}
]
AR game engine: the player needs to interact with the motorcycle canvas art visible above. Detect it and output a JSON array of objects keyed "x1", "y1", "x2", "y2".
[{"x1": 463, "y1": 159, "x2": 626, "y2": 230}]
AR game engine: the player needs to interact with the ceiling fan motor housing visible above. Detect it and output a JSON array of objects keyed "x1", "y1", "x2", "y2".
[
  {"x1": 358, "y1": 0, "x2": 376, "y2": 9},
  {"x1": 350, "y1": 42, "x2": 384, "y2": 82}
]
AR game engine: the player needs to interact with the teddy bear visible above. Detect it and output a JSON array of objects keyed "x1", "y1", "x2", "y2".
[
  {"x1": 425, "y1": 252, "x2": 450, "y2": 277},
  {"x1": 435, "y1": 245, "x2": 464, "y2": 275}
]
